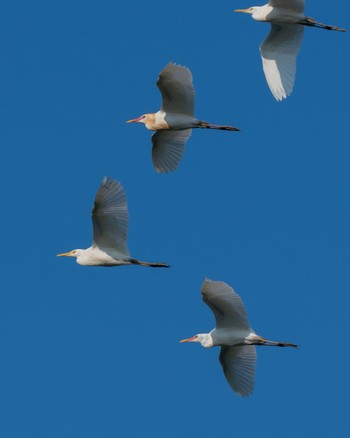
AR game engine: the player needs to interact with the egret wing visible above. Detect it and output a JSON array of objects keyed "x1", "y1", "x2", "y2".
[
  {"x1": 152, "y1": 129, "x2": 192, "y2": 173},
  {"x1": 268, "y1": 0, "x2": 304, "y2": 13},
  {"x1": 92, "y1": 177, "x2": 130, "y2": 256},
  {"x1": 201, "y1": 279, "x2": 252, "y2": 331},
  {"x1": 260, "y1": 24, "x2": 304, "y2": 101},
  {"x1": 219, "y1": 345, "x2": 256, "y2": 397},
  {"x1": 157, "y1": 63, "x2": 195, "y2": 116}
]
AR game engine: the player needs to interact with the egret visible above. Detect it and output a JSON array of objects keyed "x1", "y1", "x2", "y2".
[
  {"x1": 127, "y1": 62, "x2": 240, "y2": 173},
  {"x1": 235, "y1": 1, "x2": 346, "y2": 101},
  {"x1": 57, "y1": 177, "x2": 169, "y2": 268},
  {"x1": 180, "y1": 279, "x2": 297, "y2": 397}
]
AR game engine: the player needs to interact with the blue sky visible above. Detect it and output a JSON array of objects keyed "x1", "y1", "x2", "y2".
[{"x1": 1, "y1": 0, "x2": 349, "y2": 437}]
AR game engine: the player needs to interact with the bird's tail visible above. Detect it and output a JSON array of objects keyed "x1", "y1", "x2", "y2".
[
  {"x1": 129, "y1": 258, "x2": 170, "y2": 268},
  {"x1": 199, "y1": 121, "x2": 240, "y2": 131},
  {"x1": 302, "y1": 17, "x2": 346, "y2": 32},
  {"x1": 256, "y1": 337, "x2": 299, "y2": 348}
]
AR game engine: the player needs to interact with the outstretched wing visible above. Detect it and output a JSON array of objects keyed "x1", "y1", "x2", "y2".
[
  {"x1": 268, "y1": 0, "x2": 304, "y2": 13},
  {"x1": 92, "y1": 177, "x2": 130, "y2": 256},
  {"x1": 260, "y1": 24, "x2": 304, "y2": 101},
  {"x1": 201, "y1": 279, "x2": 252, "y2": 331},
  {"x1": 219, "y1": 345, "x2": 256, "y2": 397},
  {"x1": 152, "y1": 129, "x2": 192, "y2": 173},
  {"x1": 157, "y1": 63, "x2": 195, "y2": 116}
]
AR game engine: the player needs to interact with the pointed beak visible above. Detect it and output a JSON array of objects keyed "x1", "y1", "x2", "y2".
[
  {"x1": 127, "y1": 117, "x2": 142, "y2": 123},
  {"x1": 57, "y1": 251, "x2": 72, "y2": 257},
  {"x1": 179, "y1": 336, "x2": 196, "y2": 343},
  {"x1": 234, "y1": 8, "x2": 251, "y2": 13}
]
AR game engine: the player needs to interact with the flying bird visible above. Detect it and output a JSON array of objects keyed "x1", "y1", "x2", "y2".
[
  {"x1": 127, "y1": 62, "x2": 240, "y2": 173},
  {"x1": 235, "y1": 1, "x2": 346, "y2": 101},
  {"x1": 57, "y1": 177, "x2": 169, "y2": 268},
  {"x1": 180, "y1": 279, "x2": 297, "y2": 397}
]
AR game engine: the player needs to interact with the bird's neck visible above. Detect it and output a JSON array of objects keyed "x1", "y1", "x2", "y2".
[
  {"x1": 145, "y1": 111, "x2": 169, "y2": 130},
  {"x1": 200, "y1": 333, "x2": 214, "y2": 348},
  {"x1": 252, "y1": 5, "x2": 273, "y2": 21}
]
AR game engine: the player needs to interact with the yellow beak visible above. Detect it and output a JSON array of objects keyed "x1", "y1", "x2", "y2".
[
  {"x1": 57, "y1": 251, "x2": 73, "y2": 257},
  {"x1": 234, "y1": 8, "x2": 252, "y2": 13}
]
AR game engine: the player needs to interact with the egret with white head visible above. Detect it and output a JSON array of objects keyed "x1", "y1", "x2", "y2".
[
  {"x1": 235, "y1": 1, "x2": 346, "y2": 101},
  {"x1": 180, "y1": 278, "x2": 298, "y2": 397},
  {"x1": 57, "y1": 177, "x2": 169, "y2": 268}
]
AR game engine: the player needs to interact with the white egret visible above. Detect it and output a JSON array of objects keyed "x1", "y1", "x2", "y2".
[
  {"x1": 235, "y1": 1, "x2": 346, "y2": 101},
  {"x1": 57, "y1": 177, "x2": 169, "y2": 268},
  {"x1": 180, "y1": 279, "x2": 297, "y2": 397},
  {"x1": 127, "y1": 62, "x2": 240, "y2": 173}
]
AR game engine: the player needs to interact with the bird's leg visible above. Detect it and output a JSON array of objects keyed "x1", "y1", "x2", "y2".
[
  {"x1": 256, "y1": 337, "x2": 299, "y2": 348},
  {"x1": 301, "y1": 17, "x2": 346, "y2": 32},
  {"x1": 128, "y1": 258, "x2": 170, "y2": 268},
  {"x1": 198, "y1": 121, "x2": 240, "y2": 132}
]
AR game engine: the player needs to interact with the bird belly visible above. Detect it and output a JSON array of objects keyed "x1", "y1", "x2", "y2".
[
  {"x1": 163, "y1": 112, "x2": 198, "y2": 130},
  {"x1": 212, "y1": 329, "x2": 250, "y2": 347},
  {"x1": 77, "y1": 247, "x2": 130, "y2": 266}
]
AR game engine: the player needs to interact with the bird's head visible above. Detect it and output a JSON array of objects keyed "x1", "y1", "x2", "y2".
[
  {"x1": 179, "y1": 333, "x2": 213, "y2": 348},
  {"x1": 234, "y1": 6, "x2": 266, "y2": 20},
  {"x1": 57, "y1": 249, "x2": 84, "y2": 259},
  {"x1": 127, "y1": 113, "x2": 154, "y2": 126}
]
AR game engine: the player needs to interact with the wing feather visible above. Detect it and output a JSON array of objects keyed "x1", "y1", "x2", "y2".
[
  {"x1": 92, "y1": 177, "x2": 130, "y2": 256},
  {"x1": 201, "y1": 279, "x2": 252, "y2": 331},
  {"x1": 157, "y1": 63, "x2": 195, "y2": 116},
  {"x1": 152, "y1": 129, "x2": 191, "y2": 173},
  {"x1": 219, "y1": 345, "x2": 256, "y2": 397},
  {"x1": 260, "y1": 24, "x2": 304, "y2": 101}
]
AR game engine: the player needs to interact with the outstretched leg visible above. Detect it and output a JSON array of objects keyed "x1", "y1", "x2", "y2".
[
  {"x1": 199, "y1": 121, "x2": 240, "y2": 131},
  {"x1": 254, "y1": 337, "x2": 299, "y2": 348},
  {"x1": 129, "y1": 258, "x2": 170, "y2": 268},
  {"x1": 302, "y1": 17, "x2": 346, "y2": 32}
]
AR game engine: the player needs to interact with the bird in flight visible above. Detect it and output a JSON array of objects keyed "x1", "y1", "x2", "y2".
[
  {"x1": 180, "y1": 279, "x2": 297, "y2": 397},
  {"x1": 57, "y1": 177, "x2": 169, "y2": 268},
  {"x1": 235, "y1": 1, "x2": 346, "y2": 101},
  {"x1": 127, "y1": 62, "x2": 240, "y2": 173}
]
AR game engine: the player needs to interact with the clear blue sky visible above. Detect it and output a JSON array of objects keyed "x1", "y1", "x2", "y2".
[{"x1": 1, "y1": 1, "x2": 349, "y2": 437}]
